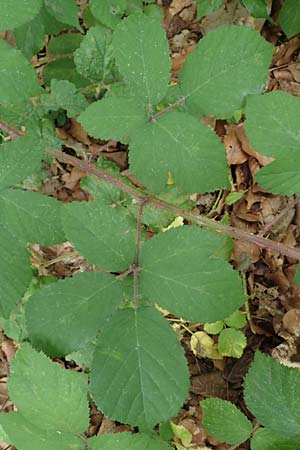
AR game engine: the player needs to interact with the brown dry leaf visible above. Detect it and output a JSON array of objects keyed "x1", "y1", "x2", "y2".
[
  {"x1": 235, "y1": 124, "x2": 274, "y2": 167},
  {"x1": 224, "y1": 125, "x2": 248, "y2": 165},
  {"x1": 190, "y1": 371, "x2": 229, "y2": 398},
  {"x1": 61, "y1": 166, "x2": 86, "y2": 190},
  {"x1": 68, "y1": 119, "x2": 91, "y2": 145},
  {"x1": 232, "y1": 240, "x2": 261, "y2": 271},
  {"x1": 283, "y1": 309, "x2": 300, "y2": 336}
]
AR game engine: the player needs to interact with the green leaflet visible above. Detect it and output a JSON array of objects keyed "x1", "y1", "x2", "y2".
[
  {"x1": 0, "y1": 135, "x2": 44, "y2": 189},
  {"x1": 41, "y1": 79, "x2": 88, "y2": 117},
  {"x1": 196, "y1": 0, "x2": 223, "y2": 19},
  {"x1": 0, "y1": 412, "x2": 84, "y2": 450},
  {"x1": 0, "y1": 40, "x2": 42, "y2": 105},
  {"x1": 74, "y1": 25, "x2": 115, "y2": 83},
  {"x1": 79, "y1": 96, "x2": 147, "y2": 141},
  {"x1": 61, "y1": 199, "x2": 137, "y2": 271},
  {"x1": 201, "y1": 398, "x2": 252, "y2": 445},
  {"x1": 0, "y1": 189, "x2": 65, "y2": 245},
  {"x1": 241, "y1": 0, "x2": 269, "y2": 18},
  {"x1": 8, "y1": 344, "x2": 89, "y2": 433},
  {"x1": 43, "y1": 58, "x2": 90, "y2": 88},
  {"x1": 0, "y1": 0, "x2": 43, "y2": 31},
  {"x1": 251, "y1": 428, "x2": 300, "y2": 450},
  {"x1": 90, "y1": 0, "x2": 128, "y2": 29},
  {"x1": 44, "y1": 0, "x2": 80, "y2": 29},
  {"x1": 112, "y1": 14, "x2": 171, "y2": 106},
  {"x1": 245, "y1": 91, "x2": 300, "y2": 195},
  {"x1": 89, "y1": 432, "x2": 172, "y2": 449},
  {"x1": 47, "y1": 33, "x2": 83, "y2": 55},
  {"x1": 217, "y1": 328, "x2": 247, "y2": 358},
  {"x1": 279, "y1": 0, "x2": 300, "y2": 38},
  {"x1": 244, "y1": 352, "x2": 300, "y2": 437},
  {"x1": 180, "y1": 25, "x2": 273, "y2": 117},
  {"x1": 129, "y1": 111, "x2": 230, "y2": 193},
  {"x1": 139, "y1": 227, "x2": 245, "y2": 323},
  {"x1": 14, "y1": 14, "x2": 45, "y2": 59},
  {"x1": 91, "y1": 307, "x2": 189, "y2": 429},
  {"x1": 26, "y1": 271, "x2": 124, "y2": 356},
  {"x1": 245, "y1": 91, "x2": 300, "y2": 158},
  {"x1": 0, "y1": 226, "x2": 32, "y2": 318}
]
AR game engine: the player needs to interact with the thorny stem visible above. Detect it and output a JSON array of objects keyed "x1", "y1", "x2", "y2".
[
  {"x1": 49, "y1": 149, "x2": 300, "y2": 261},
  {"x1": 0, "y1": 121, "x2": 24, "y2": 139},
  {"x1": 148, "y1": 96, "x2": 186, "y2": 122},
  {"x1": 133, "y1": 199, "x2": 148, "y2": 309}
]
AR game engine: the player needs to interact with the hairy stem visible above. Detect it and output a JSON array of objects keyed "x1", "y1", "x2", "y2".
[
  {"x1": 49, "y1": 149, "x2": 300, "y2": 261},
  {"x1": 133, "y1": 200, "x2": 147, "y2": 309}
]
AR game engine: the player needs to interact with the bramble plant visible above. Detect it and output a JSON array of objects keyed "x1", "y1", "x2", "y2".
[{"x1": 1, "y1": 1, "x2": 300, "y2": 450}]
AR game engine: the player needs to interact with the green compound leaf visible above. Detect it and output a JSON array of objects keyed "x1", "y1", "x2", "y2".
[
  {"x1": 180, "y1": 25, "x2": 272, "y2": 117},
  {"x1": 217, "y1": 328, "x2": 247, "y2": 358},
  {"x1": 129, "y1": 111, "x2": 230, "y2": 193},
  {"x1": 0, "y1": 40, "x2": 42, "y2": 105},
  {"x1": 112, "y1": 14, "x2": 171, "y2": 106},
  {"x1": 8, "y1": 344, "x2": 89, "y2": 433},
  {"x1": 245, "y1": 91, "x2": 300, "y2": 158},
  {"x1": 201, "y1": 398, "x2": 252, "y2": 445},
  {"x1": 241, "y1": 0, "x2": 269, "y2": 18},
  {"x1": 79, "y1": 96, "x2": 147, "y2": 141},
  {"x1": 90, "y1": 0, "x2": 128, "y2": 29},
  {"x1": 62, "y1": 199, "x2": 137, "y2": 271},
  {"x1": 89, "y1": 432, "x2": 172, "y2": 450},
  {"x1": 0, "y1": 135, "x2": 44, "y2": 190},
  {"x1": 279, "y1": 0, "x2": 300, "y2": 38},
  {"x1": 140, "y1": 227, "x2": 245, "y2": 323},
  {"x1": 26, "y1": 271, "x2": 124, "y2": 356},
  {"x1": 44, "y1": 0, "x2": 80, "y2": 29},
  {"x1": 251, "y1": 428, "x2": 300, "y2": 450},
  {"x1": 0, "y1": 0, "x2": 43, "y2": 31},
  {"x1": 90, "y1": 307, "x2": 189, "y2": 430},
  {"x1": 244, "y1": 351, "x2": 300, "y2": 437},
  {"x1": 41, "y1": 79, "x2": 88, "y2": 117},
  {"x1": 74, "y1": 25, "x2": 115, "y2": 83},
  {"x1": 42, "y1": 59, "x2": 90, "y2": 88},
  {"x1": 14, "y1": 14, "x2": 45, "y2": 60},
  {"x1": 196, "y1": 0, "x2": 223, "y2": 19},
  {"x1": 0, "y1": 226, "x2": 32, "y2": 318},
  {"x1": 47, "y1": 33, "x2": 83, "y2": 55},
  {"x1": 0, "y1": 412, "x2": 84, "y2": 450},
  {"x1": 0, "y1": 189, "x2": 65, "y2": 246}
]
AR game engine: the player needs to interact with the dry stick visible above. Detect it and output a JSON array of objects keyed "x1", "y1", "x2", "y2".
[
  {"x1": 133, "y1": 199, "x2": 148, "y2": 309},
  {"x1": 49, "y1": 149, "x2": 300, "y2": 261},
  {"x1": 258, "y1": 196, "x2": 300, "y2": 237}
]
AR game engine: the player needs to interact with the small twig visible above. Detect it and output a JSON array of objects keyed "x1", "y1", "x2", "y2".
[
  {"x1": 149, "y1": 96, "x2": 186, "y2": 122},
  {"x1": 0, "y1": 121, "x2": 24, "y2": 140},
  {"x1": 133, "y1": 199, "x2": 148, "y2": 309},
  {"x1": 258, "y1": 197, "x2": 299, "y2": 237},
  {"x1": 49, "y1": 149, "x2": 300, "y2": 261}
]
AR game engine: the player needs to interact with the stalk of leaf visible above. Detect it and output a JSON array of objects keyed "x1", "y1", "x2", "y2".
[{"x1": 50, "y1": 149, "x2": 300, "y2": 261}]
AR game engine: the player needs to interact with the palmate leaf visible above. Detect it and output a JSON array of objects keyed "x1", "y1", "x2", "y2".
[
  {"x1": 279, "y1": 0, "x2": 300, "y2": 38},
  {"x1": 26, "y1": 271, "x2": 124, "y2": 356},
  {"x1": 129, "y1": 111, "x2": 229, "y2": 193},
  {"x1": 90, "y1": 307, "x2": 189, "y2": 429},
  {"x1": 244, "y1": 352, "x2": 300, "y2": 437},
  {"x1": 180, "y1": 25, "x2": 273, "y2": 117},
  {"x1": 8, "y1": 344, "x2": 89, "y2": 433},
  {"x1": 74, "y1": 25, "x2": 115, "y2": 83},
  {"x1": 112, "y1": 14, "x2": 171, "y2": 106},
  {"x1": 0, "y1": 0, "x2": 43, "y2": 31},
  {"x1": 245, "y1": 91, "x2": 300, "y2": 195},
  {"x1": 139, "y1": 227, "x2": 245, "y2": 323},
  {"x1": 0, "y1": 189, "x2": 65, "y2": 246},
  {"x1": 79, "y1": 96, "x2": 147, "y2": 141},
  {"x1": 0, "y1": 40, "x2": 42, "y2": 105},
  {"x1": 0, "y1": 226, "x2": 32, "y2": 318},
  {"x1": 62, "y1": 199, "x2": 137, "y2": 271},
  {"x1": 251, "y1": 428, "x2": 300, "y2": 450},
  {"x1": 201, "y1": 398, "x2": 252, "y2": 445},
  {"x1": 89, "y1": 432, "x2": 172, "y2": 450},
  {"x1": 0, "y1": 412, "x2": 84, "y2": 450}
]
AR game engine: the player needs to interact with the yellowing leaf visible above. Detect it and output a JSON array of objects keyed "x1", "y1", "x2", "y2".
[
  {"x1": 171, "y1": 422, "x2": 192, "y2": 447},
  {"x1": 190, "y1": 331, "x2": 222, "y2": 360}
]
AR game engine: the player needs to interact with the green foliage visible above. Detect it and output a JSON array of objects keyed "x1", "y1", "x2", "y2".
[
  {"x1": 1, "y1": 4, "x2": 299, "y2": 449},
  {"x1": 241, "y1": 0, "x2": 269, "y2": 19},
  {"x1": 90, "y1": 307, "x2": 189, "y2": 430},
  {"x1": 196, "y1": 0, "x2": 223, "y2": 19},
  {"x1": 279, "y1": 0, "x2": 300, "y2": 38},
  {"x1": 201, "y1": 398, "x2": 252, "y2": 444}
]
